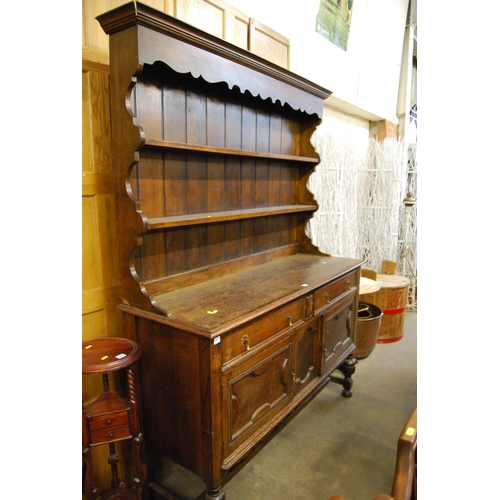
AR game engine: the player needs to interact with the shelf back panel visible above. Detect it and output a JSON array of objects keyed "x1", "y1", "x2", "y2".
[{"x1": 135, "y1": 214, "x2": 300, "y2": 283}]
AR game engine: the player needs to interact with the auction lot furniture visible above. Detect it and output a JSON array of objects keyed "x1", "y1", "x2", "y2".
[
  {"x1": 82, "y1": 337, "x2": 147, "y2": 500},
  {"x1": 97, "y1": 3, "x2": 362, "y2": 498}
]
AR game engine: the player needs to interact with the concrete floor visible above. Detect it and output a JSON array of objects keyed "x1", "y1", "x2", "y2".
[{"x1": 155, "y1": 311, "x2": 417, "y2": 500}]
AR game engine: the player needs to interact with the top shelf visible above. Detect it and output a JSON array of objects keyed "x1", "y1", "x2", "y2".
[{"x1": 145, "y1": 140, "x2": 320, "y2": 164}]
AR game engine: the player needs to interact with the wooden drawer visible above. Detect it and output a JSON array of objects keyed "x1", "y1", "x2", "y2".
[
  {"x1": 90, "y1": 423, "x2": 132, "y2": 445},
  {"x1": 222, "y1": 299, "x2": 303, "y2": 363},
  {"x1": 88, "y1": 411, "x2": 129, "y2": 431},
  {"x1": 314, "y1": 272, "x2": 357, "y2": 312}
]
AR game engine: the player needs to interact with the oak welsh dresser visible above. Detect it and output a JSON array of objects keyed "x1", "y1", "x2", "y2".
[{"x1": 97, "y1": 3, "x2": 363, "y2": 499}]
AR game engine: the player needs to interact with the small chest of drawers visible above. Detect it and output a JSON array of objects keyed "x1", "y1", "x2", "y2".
[{"x1": 86, "y1": 391, "x2": 132, "y2": 446}]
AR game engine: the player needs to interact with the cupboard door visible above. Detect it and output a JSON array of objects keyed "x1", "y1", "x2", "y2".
[
  {"x1": 292, "y1": 318, "x2": 319, "y2": 396},
  {"x1": 321, "y1": 290, "x2": 357, "y2": 374},
  {"x1": 222, "y1": 336, "x2": 292, "y2": 461}
]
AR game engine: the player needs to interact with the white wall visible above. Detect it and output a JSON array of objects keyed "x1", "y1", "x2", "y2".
[
  {"x1": 228, "y1": 0, "x2": 415, "y2": 273},
  {"x1": 228, "y1": 0, "x2": 408, "y2": 122},
  {"x1": 307, "y1": 107, "x2": 370, "y2": 257}
]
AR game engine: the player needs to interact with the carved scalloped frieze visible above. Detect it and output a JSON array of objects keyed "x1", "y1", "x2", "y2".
[{"x1": 97, "y1": 1, "x2": 330, "y2": 117}]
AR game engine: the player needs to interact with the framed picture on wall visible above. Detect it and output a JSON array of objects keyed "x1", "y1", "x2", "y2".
[{"x1": 315, "y1": 0, "x2": 354, "y2": 51}]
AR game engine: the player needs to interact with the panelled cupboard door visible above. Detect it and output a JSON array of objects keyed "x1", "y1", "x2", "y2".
[
  {"x1": 292, "y1": 318, "x2": 320, "y2": 395},
  {"x1": 222, "y1": 336, "x2": 293, "y2": 464},
  {"x1": 221, "y1": 316, "x2": 320, "y2": 467},
  {"x1": 321, "y1": 290, "x2": 357, "y2": 375}
]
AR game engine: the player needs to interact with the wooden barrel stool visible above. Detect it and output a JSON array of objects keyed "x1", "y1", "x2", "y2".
[{"x1": 362, "y1": 274, "x2": 410, "y2": 343}]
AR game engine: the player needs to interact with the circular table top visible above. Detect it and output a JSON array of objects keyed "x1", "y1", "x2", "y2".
[
  {"x1": 359, "y1": 277, "x2": 380, "y2": 295},
  {"x1": 375, "y1": 273, "x2": 410, "y2": 289},
  {"x1": 82, "y1": 337, "x2": 142, "y2": 374}
]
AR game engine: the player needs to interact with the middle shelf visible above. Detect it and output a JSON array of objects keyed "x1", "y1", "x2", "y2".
[
  {"x1": 145, "y1": 139, "x2": 320, "y2": 164},
  {"x1": 146, "y1": 204, "x2": 317, "y2": 229}
]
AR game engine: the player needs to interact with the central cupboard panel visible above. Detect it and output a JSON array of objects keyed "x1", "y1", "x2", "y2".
[{"x1": 223, "y1": 337, "x2": 293, "y2": 459}]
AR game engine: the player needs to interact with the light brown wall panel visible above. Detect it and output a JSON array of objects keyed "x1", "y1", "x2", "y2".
[
  {"x1": 232, "y1": 11, "x2": 249, "y2": 49},
  {"x1": 176, "y1": 0, "x2": 249, "y2": 50},
  {"x1": 82, "y1": 63, "x2": 123, "y2": 492},
  {"x1": 82, "y1": 68, "x2": 112, "y2": 174},
  {"x1": 82, "y1": 197, "x2": 103, "y2": 291},
  {"x1": 249, "y1": 18, "x2": 290, "y2": 69},
  {"x1": 177, "y1": 0, "x2": 225, "y2": 38},
  {"x1": 83, "y1": 0, "x2": 174, "y2": 60},
  {"x1": 82, "y1": 65, "x2": 120, "y2": 341},
  {"x1": 82, "y1": 0, "x2": 288, "y2": 67},
  {"x1": 82, "y1": 0, "x2": 116, "y2": 55}
]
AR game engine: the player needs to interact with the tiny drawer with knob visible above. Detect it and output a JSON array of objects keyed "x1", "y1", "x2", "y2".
[
  {"x1": 88, "y1": 410, "x2": 131, "y2": 445},
  {"x1": 314, "y1": 272, "x2": 357, "y2": 312},
  {"x1": 89, "y1": 424, "x2": 132, "y2": 446},
  {"x1": 88, "y1": 410, "x2": 129, "y2": 432}
]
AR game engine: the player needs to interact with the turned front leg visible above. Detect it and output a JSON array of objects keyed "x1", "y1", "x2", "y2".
[
  {"x1": 82, "y1": 419, "x2": 100, "y2": 498},
  {"x1": 330, "y1": 354, "x2": 358, "y2": 398},
  {"x1": 127, "y1": 365, "x2": 148, "y2": 499},
  {"x1": 203, "y1": 485, "x2": 226, "y2": 500}
]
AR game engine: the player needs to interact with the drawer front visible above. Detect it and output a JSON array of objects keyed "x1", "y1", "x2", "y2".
[
  {"x1": 321, "y1": 290, "x2": 357, "y2": 374},
  {"x1": 90, "y1": 424, "x2": 131, "y2": 445},
  {"x1": 222, "y1": 336, "x2": 292, "y2": 462},
  {"x1": 314, "y1": 271, "x2": 357, "y2": 312},
  {"x1": 88, "y1": 411, "x2": 129, "y2": 431},
  {"x1": 222, "y1": 299, "x2": 303, "y2": 363}
]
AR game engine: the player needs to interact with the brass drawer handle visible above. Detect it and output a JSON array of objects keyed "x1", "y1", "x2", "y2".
[
  {"x1": 346, "y1": 281, "x2": 352, "y2": 290},
  {"x1": 324, "y1": 292, "x2": 330, "y2": 303},
  {"x1": 285, "y1": 314, "x2": 293, "y2": 327},
  {"x1": 305, "y1": 294, "x2": 314, "y2": 319},
  {"x1": 241, "y1": 335, "x2": 251, "y2": 351}
]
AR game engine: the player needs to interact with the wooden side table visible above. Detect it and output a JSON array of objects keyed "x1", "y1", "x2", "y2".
[{"x1": 82, "y1": 337, "x2": 147, "y2": 500}]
